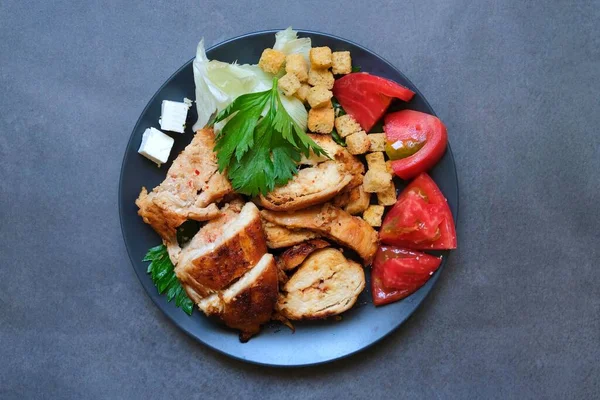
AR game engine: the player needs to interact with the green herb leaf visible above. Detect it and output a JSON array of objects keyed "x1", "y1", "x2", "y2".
[
  {"x1": 332, "y1": 97, "x2": 346, "y2": 117},
  {"x1": 331, "y1": 129, "x2": 347, "y2": 147},
  {"x1": 143, "y1": 244, "x2": 193, "y2": 316},
  {"x1": 352, "y1": 65, "x2": 362, "y2": 72},
  {"x1": 214, "y1": 78, "x2": 327, "y2": 196}
]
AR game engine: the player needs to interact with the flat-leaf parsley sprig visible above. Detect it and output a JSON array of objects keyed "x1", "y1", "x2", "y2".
[
  {"x1": 143, "y1": 244, "x2": 194, "y2": 315},
  {"x1": 213, "y1": 78, "x2": 326, "y2": 196}
]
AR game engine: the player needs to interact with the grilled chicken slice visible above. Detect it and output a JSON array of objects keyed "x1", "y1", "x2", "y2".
[
  {"x1": 175, "y1": 202, "x2": 266, "y2": 301},
  {"x1": 257, "y1": 161, "x2": 353, "y2": 211},
  {"x1": 277, "y1": 248, "x2": 365, "y2": 320},
  {"x1": 261, "y1": 203, "x2": 378, "y2": 264},
  {"x1": 278, "y1": 239, "x2": 331, "y2": 271},
  {"x1": 198, "y1": 253, "x2": 278, "y2": 342},
  {"x1": 262, "y1": 221, "x2": 320, "y2": 249},
  {"x1": 136, "y1": 128, "x2": 233, "y2": 261}
]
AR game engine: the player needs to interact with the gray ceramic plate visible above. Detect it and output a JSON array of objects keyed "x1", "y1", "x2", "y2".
[{"x1": 119, "y1": 29, "x2": 458, "y2": 367}]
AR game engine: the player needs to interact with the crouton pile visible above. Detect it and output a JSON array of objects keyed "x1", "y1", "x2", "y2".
[{"x1": 258, "y1": 46, "x2": 397, "y2": 229}]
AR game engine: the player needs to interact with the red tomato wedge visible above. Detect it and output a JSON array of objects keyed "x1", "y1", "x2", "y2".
[
  {"x1": 380, "y1": 173, "x2": 457, "y2": 250},
  {"x1": 371, "y1": 246, "x2": 442, "y2": 306},
  {"x1": 332, "y1": 73, "x2": 415, "y2": 132},
  {"x1": 384, "y1": 110, "x2": 448, "y2": 180}
]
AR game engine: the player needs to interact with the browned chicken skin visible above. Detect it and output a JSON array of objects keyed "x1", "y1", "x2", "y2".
[
  {"x1": 136, "y1": 128, "x2": 233, "y2": 261},
  {"x1": 277, "y1": 248, "x2": 365, "y2": 320},
  {"x1": 262, "y1": 221, "x2": 320, "y2": 249},
  {"x1": 261, "y1": 203, "x2": 379, "y2": 264},
  {"x1": 278, "y1": 239, "x2": 331, "y2": 271}
]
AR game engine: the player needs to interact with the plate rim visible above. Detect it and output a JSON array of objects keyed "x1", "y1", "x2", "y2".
[{"x1": 118, "y1": 28, "x2": 460, "y2": 367}]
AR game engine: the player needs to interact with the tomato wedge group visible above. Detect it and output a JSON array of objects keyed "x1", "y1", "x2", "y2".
[
  {"x1": 380, "y1": 173, "x2": 457, "y2": 250},
  {"x1": 384, "y1": 110, "x2": 448, "y2": 180},
  {"x1": 332, "y1": 73, "x2": 415, "y2": 132},
  {"x1": 371, "y1": 246, "x2": 442, "y2": 306}
]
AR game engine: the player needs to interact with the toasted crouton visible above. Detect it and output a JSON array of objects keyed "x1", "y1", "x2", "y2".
[
  {"x1": 308, "y1": 107, "x2": 335, "y2": 134},
  {"x1": 385, "y1": 160, "x2": 393, "y2": 174},
  {"x1": 258, "y1": 48, "x2": 285, "y2": 74},
  {"x1": 332, "y1": 51, "x2": 352, "y2": 75},
  {"x1": 294, "y1": 83, "x2": 311, "y2": 103},
  {"x1": 285, "y1": 54, "x2": 308, "y2": 82},
  {"x1": 308, "y1": 68, "x2": 334, "y2": 89},
  {"x1": 345, "y1": 185, "x2": 371, "y2": 215},
  {"x1": 346, "y1": 131, "x2": 371, "y2": 155},
  {"x1": 377, "y1": 182, "x2": 397, "y2": 206},
  {"x1": 307, "y1": 86, "x2": 333, "y2": 109},
  {"x1": 334, "y1": 114, "x2": 361, "y2": 138},
  {"x1": 278, "y1": 73, "x2": 301, "y2": 96},
  {"x1": 368, "y1": 133, "x2": 386, "y2": 152},
  {"x1": 365, "y1": 152, "x2": 387, "y2": 172},
  {"x1": 310, "y1": 47, "x2": 332, "y2": 69},
  {"x1": 363, "y1": 205, "x2": 385, "y2": 227},
  {"x1": 363, "y1": 169, "x2": 392, "y2": 193}
]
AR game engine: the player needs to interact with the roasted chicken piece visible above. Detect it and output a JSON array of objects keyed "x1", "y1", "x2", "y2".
[
  {"x1": 175, "y1": 202, "x2": 266, "y2": 301},
  {"x1": 277, "y1": 248, "x2": 365, "y2": 320},
  {"x1": 278, "y1": 239, "x2": 330, "y2": 271},
  {"x1": 307, "y1": 134, "x2": 365, "y2": 190},
  {"x1": 257, "y1": 161, "x2": 353, "y2": 211},
  {"x1": 136, "y1": 128, "x2": 233, "y2": 261},
  {"x1": 261, "y1": 203, "x2": 379, "y2": 264},
  {"x1": 262, "y1": 221, "x2": 320, "y2": 249},
  {"x1": 198, "y1": 253, "x2": 279, "y2": 342}
]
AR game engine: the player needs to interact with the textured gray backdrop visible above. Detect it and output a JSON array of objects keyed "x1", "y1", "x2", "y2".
[{"x1": 1, "y1": 0, "x2": 598, "y2": 398}]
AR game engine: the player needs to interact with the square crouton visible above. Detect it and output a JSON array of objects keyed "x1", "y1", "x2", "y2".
[
  {"x1": 363, "y1": 205, "x2": 385, "y2": 227},
  {"x1": 363, "y1": 169, "x2": 392, "y2": 193},
  {"x1": 368, "y1": 133, "x2": 386, "y2": 152},
  {"x1": 258, "y1": 48, "x2": 285, "y2": 74},
  {"x1": 345, "y1": 185, "x2": 371, "y2": 215},
  {"x1": 307, "y1": 85, "x2": 333, "y2": 109},
  {"x1": 365, "y1": 152, "x2": 387, "y2": 172},
  {"x1": 285, "y1": 54, "x2": 308, "y2": 82},
  {"x1": 377, "y1": 181, "x2": 397, "y2": 206},
  {"x1": 346, "y1": 131, "x2": 371, "y2": 155},
  {"x1": 278, "y1": 73, "x2": 301, "y2": 96},
  {"x1": 294, "y1": 83, "x2": 311, "y2": 103},
  {"x1": 308, "y1": 68, "x2": 334, "y2": 89},
  {"x1": 334, "y1": 114, "x2": 361, "y2": 138},
  {"x1": 332, "y1": 51, "x2": 352, "y2": 75},
  {"x1": 310, "y1": 46, "x2": 332, "y2": 69},
  {"x1": 308, "y1": 107, "x2": 335, "y2": 133}
]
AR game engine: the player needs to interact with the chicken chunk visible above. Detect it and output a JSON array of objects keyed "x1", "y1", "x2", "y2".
[
  {"x1": 136, "y1": 128, "x2": 233, "y2": 261},
  {"x1": 198, "y1": 253, "x2": 278, "y2": 342},
  {"x1": 261, "y1": 203, "x2": 378, "y2": 264},
  {"x1": 277, "y1": 248, "x2": 365, "y2": 320},
  {"x1": 278, "y1": 239, "x2": 331, "y2": 271},
  {"x1": 175, "y1": 202, "x2": 266, "y2": 300},
  {"x1": 262, "y1": 221, "x2": 320, "y2": 249},
  {"x1": 257, "y1": 161, "x2": 353, "y2": 211}
]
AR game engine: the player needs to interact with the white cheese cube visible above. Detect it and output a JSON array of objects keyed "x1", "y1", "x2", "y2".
[
  {"x1": 159, "y1": 100, "x2": 190, "y2": 133},
  {"x1": 138, "y1": 127, "x2": 174, "y2": 166}
]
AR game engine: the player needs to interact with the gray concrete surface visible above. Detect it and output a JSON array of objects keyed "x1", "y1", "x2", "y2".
[{"x1": 1, "y1": 0, "x2": 598, "y2": 398}]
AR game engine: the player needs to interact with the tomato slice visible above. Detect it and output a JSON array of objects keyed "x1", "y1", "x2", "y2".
[
  {"x1": 332, "y1": 73, "x2": 415, "y2": 132},
  {"x1": 380, "y1": 173, "x2": 457, "y2": 250},
  {"x1": 371, "y1": 246, "x2": 442, "y2": 306},
  {"x1": 384, "y1": 110, "x2": 448, "y2": 179}
]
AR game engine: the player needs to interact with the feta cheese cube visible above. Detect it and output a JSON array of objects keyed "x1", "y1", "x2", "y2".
[
  {"x1": 138, "y1": 127, "x2": 174, "y2": 166},
  {"x1": 159, "y1": 100, "x2": 190, "y2": 133}
]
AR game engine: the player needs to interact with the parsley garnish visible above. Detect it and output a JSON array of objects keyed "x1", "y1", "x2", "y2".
[
  {"x1": 213, "y1": 78, "x2": 326, "y2": 196},
  {"x1": 352, "y1": 65, "x2": 362, "y2": 72},
  {"x1": 143, "y1": 244, "x2": 194, "y2": 315},
  {"x1": 331, "y1": 129, "x2": 347, "y2": 147}
]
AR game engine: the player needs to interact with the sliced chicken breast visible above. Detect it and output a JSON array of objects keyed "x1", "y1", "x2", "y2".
[
  {"x1": 262, "y1": 221, "x2": 320, "y2": 249},
  {"x1": 136, "y1": 128, "x2": 233, "y2": 260},
  {"x1": 198, "y1": 253, "x2": 279, "y2": 341},
  {"x1": 175, "y1": 202, "x2": 266, "y2": 300},
  {"x1": 278, "y1": 239, "x2": 331, "y2": 271},
  {"x1": 306, "y1": 134, "x2": 365, "y2": 190},
  {"x1": 257, "y1": 161, "x2": 352, "y2": 211},
  {"x1": 277, "y1": 248, "x2": 365, "y2": 320},
  {"x1": 261, "y1": 203, "x2": 378, "y2": 264}
]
